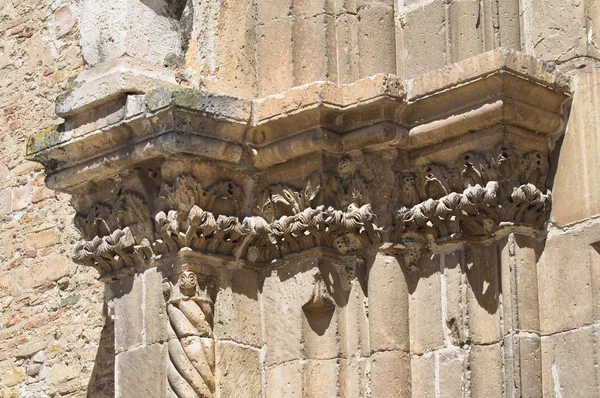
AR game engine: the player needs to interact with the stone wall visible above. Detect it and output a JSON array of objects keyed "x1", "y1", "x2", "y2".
[
  {"x1": 4, "y1": 0, "x2": 600, "y2": 397},
  {"x1": 0, "y1": 1, "x2": 112, "y2": 397}
]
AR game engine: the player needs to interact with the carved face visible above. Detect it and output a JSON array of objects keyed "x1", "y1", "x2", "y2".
[
  {"x1": 333, "y1": 232, "x2": 361, "y2": 254},
  {"x1": 402, "y1": 174, "x2": 415, "y2": 186},
  {"x1": 178, "y1": 271, "x2": 198, "y2": 292},
  {"x1": 337, "y1": 158, "x2": 356, "y2": 179}
]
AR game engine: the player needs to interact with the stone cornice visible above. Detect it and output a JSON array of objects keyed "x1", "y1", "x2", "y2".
[{"x1": 27, "y1": 49, "x2": 570, "y2": 192}]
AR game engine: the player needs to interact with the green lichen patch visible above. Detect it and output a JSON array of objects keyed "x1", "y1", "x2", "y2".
[
  {"x1": 146, "y1": 88, "x2": 251, "y2": 121},
  {"x1": 26, "y1": 125, "x2": 65, "y2": 156},
  {"x1": 146, "y1": 89, "x2": 174, "y2": 112}
]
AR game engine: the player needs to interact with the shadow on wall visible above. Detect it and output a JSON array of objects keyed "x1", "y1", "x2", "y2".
[
  {"x1": 139, "y1": 0, "x2": 188, "y2": 19},
  {"x1": 86, "y1": 301, "x2": 115, "y2": 398}
]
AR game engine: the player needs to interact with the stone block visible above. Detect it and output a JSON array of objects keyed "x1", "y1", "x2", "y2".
[
  {"x1": 1, "y1": 367, "x2": 25, "y2": 387},
  {"x1": 80, "y1": 0, "x2": 182, "y2": 67},
  {"x1": 292, "y1": 0, "x2": 334, "y2": 16},
  {"x1": 537, "y1": 225, "x2": 594, "y2": 335},
  {"x1": 256, "y1": 0, "x2": 292, "y2": 22},
  {"x1": 448, "y1": 0, "x2": 484, "y2": 63},
  {"x1": 24, "y1": 229, "x2": 60, "y2": 251},
  {"x1": 357, "y1": 5, "x2": 396, "y2": 77},
  {"x1": 552, "y1": 67, "x2": 600, "y2": 225},
  {"x1": 191, "y1": 0, "x2": 257, "y2": 98},
  {"x1": 402, "y1": 0, "x2": 447, "y2": 78},
  {"x1": 370, "y1": 350, "x2": 411, "y2": 398},
  {"x1": 504, "y1": 333, "x2": 542, "y2": 397},
  {"x1": 115, "y1": 343, "x2": 167, "y2": 398},
  {"x1": 335, "y1": 13, "x2": 359, "y2": 84},
  {"x1": 302, "y1": 359, "x2": 339, "y2": 397},
  {"x1": 497, "y1": 0, "x2": 520, "y2": 48},
  {"x1": 143, "y1": 268, "x2": 169, "y2": 346},
  {"x1": 11, "y1": 184, "x2": 31, "y2": 211},
  {"x1": 50, "y1": 362, "x2": 81, "y2": 385},
  {"x1": 262, "y1": 257, "x2": 319, "y2": 365},
  {"x1": 469, "y1": 343, "x2": 502, "y2": 397},
  {"x1": 465, "y1": 243, "x2": 501, "y2": 344},
  {"x1": 368, "y1": 254, "x2": 410, "y2": 352},
  {"x1": 339, "y1": 357, "x2": 368, "y2": 397},
  {"x1": 0, "y1": 273, "x2": 13, "y2": 298},
  {"x1": 438, "y1": 348, "x2": 467, "y2": 398},
  {"x1": 214, "y1": 267, "x2": 262, "y2": 347},
  {"x1": 293, "y1": 14, "x2": 335, "y2": 85},
  {"x1": 411, "y1": 353, "x2": 435, "y2": 397},
  {"x1": 265, "y1": 360, "x2": 303, "y2": 398},
  {"x1": 526, "y1": 0, "x2": 586, "y2": 62},
  {"x1": 216, "y1": 342, "x2": 261, "y2": 398},
  {"x1": 0, "y1": 189, "x2": 11, "y2": 217},
  {"x1": 541, "y1": 326, "x2": 597, "y2": 398},
  {"x1": 500, "y1": 233, "x2": 541, "y2": 333},
  {"x1": 409, "y1": 254, "x2": 444, "y2": 354},
  {"x1": 108, "y1": 275, "x2": 143, "y2": 353},
  {"x1": 17, "y1": 254, "x2": 70, "y2": 290},
  {"x1": 443, "y1": 250, "x2": 466, "y2": 346},
  {"x1": 257, "y1": 18, "x2": 294, "y2": 95},
  {"x1": 337, "y1": 279, "x2": 369, "y2": 358},
  {"x1": 303, "y1": 308, "x2": 339, "y2": 360}
]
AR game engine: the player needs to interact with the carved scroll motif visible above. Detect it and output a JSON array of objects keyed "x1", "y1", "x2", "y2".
[{"x1": 165, "y1": 269, "x2": 216, "y2": 398}]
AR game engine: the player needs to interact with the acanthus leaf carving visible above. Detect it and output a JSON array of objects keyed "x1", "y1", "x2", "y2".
[{"x1": 71, "y1": 145, "x2": 552, "y2": 276}]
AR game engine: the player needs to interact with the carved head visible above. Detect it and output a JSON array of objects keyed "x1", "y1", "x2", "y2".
[
  {"x1": 337, "y1": 157, "x2": 357, "y2": 180},
  {"x1": 333, "y1": 232, "x2": 361, "y2": 254},
  {"x1": 402, "y1": 174, "x2": 415, "y2": 186},
  {"x1": 178, "y1": 271, "x2": 198, "y2": 295}
]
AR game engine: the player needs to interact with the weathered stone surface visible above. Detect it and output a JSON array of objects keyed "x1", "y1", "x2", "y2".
[
  {"x1": 470, "y1": 343, "x2": 503, "y2": 397},
  {"x1": 80, "y1": 0, "x2": 182, "y2": 67},
  {"x1": 401, "y1": 0, "x2": 447, "y2": 78},
  {"x1": 465, "y1": 244, "x2": 502, "y2": 345},
  {"x1": 143, "y1": 268, "x2": 169, "y2": 346},
  {"x1": 411, "y1": 353, "x2": 436, "y2": 396},
  {"x1": 115, "y1": 344, "x2": 167, "y2": 398},
  {"x1": 216, "y1": 342, "x2": 262, "y2": 398},
  {"x1": 368, "y1": 254, "x2": 410, "y2": 352},
  {"x1": 370, "y1": 350, "x2": 411, "y2": 398},
  {"x1": 504, "y1": 333, "x2": 542, "y2": 398},
  {"x1": 500, "y1": 233, "x2": 542, "y2": 333},
  {"x1": 541, "y1": 326, "x2": 597, "y2": 398},
  {"x1": 262, "y1": 257, "x2": 319, "y2": 366},
  {"x1": 303, "y1": 359, "x2": 339, "y2": 398},
  {"x1": 552, "y1": 66, "x2": 600, "y2": 225},
  {"x1": 438, "y1": 348, "x2": 467, "y2": 398},
  {"x1": 265, "y1": 361, "x2": 303, "y2": 398},
  {"x1": 409, "y1": 254, "x2": 444, "y2": 354},
  {"x1": 108, "y1": 275, "x2": 143, "y2": 353},
  {"x1": 214, "y1": 267, "x2": 262, "y2": 347},
  {"x1": 537, "y1": 223, "x2": 596, "y2": 335}
]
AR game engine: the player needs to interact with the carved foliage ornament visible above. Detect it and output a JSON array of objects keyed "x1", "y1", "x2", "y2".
[{"x1": 71, "y1": 148, "x2": 551, "y2": 274}]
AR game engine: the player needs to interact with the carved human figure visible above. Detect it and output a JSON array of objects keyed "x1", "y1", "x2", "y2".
[
  {"x1": 400, "y1": 173, "x2": 420, "y2": 207},
  {"x1": 165, "y1": 268, "x2": 216, "y2": 398}
]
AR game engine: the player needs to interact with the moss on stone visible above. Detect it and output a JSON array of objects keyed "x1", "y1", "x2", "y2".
[{"x1": 26, "y1": 125, "x2": 63, "y2": 156}]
